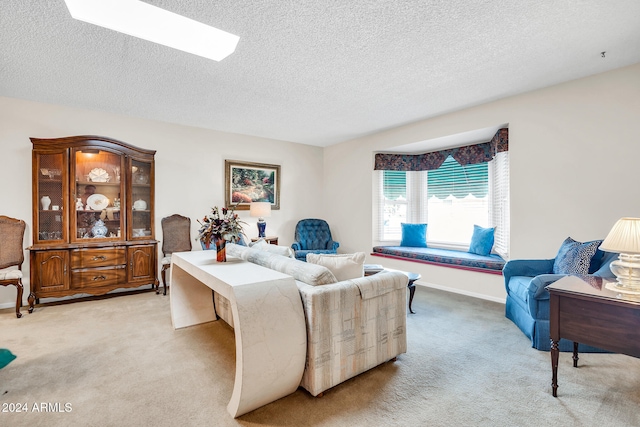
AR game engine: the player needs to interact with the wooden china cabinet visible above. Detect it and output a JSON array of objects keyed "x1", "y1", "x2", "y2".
[{"x1": 29, "y1": 135, "x2": 158, "y2": 302}]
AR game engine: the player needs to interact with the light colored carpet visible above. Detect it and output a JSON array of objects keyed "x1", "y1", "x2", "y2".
[{"x1": 1, "y1": 286, "x2": 639, "y2": 427}]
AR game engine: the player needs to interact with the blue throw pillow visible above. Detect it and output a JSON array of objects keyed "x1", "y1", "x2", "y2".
[
  {"x1": 553, "y1": 237, "x2": 602, "y2": 275},
  {"x1": 400, "y1": 223, "x2": 427, "y2": 248},
  {"x1": 468, "y1": 225, "x2": 495, "y2": 256}
]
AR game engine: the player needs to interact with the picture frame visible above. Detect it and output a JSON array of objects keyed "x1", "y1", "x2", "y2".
[{"x1": 225, "y1": 160, "x2": 280, "y2": 210}]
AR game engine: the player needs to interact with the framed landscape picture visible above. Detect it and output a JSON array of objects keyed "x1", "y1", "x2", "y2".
[{"x1": 225, "y1": 160, "x2": 280, "y2": 210}]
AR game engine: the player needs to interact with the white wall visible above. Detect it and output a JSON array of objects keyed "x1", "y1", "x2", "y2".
[
  {"x1": 323, "y1": 63, "x2": 640, "y2": 302},
  {"x1": 0, "y1": 97, "x2": 325, "y2": 308},
  {"x1": 2, "y1": 63, "x2": 639, "y2": 308}
]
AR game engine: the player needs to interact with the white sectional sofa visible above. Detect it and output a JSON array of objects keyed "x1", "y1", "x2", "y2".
[{"x1": 222, "y1": 243, "x2": 409, "y2": 397}]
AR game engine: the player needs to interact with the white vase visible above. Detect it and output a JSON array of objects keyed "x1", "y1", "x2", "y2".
[
  {"x1": 91, "y1": 220, "x2": 108, "y2": 238},
  {"x1": 133, "y1": 199, "x2": 147, "y2": 210},
  {"x1": 40, "y1": 195, "x2": 51, "y2": 210}
]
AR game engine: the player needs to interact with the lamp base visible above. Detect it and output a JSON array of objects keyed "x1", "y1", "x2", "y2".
[
  {"x1": 606, "y1": 253, "x2": 640, "y2": 300},
  {"x1": 609, "y1": 253, "x2": 640, "y2": 287},
  {"x1": 605, "y1": 282, "x2": 640, "y2": 301},
  {"x1": 257, "y1": 219, "x2": 266, "y2": 238}
]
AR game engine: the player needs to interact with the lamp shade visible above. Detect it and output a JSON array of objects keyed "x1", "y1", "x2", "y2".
[
  {"x1": 599, "y1": 217, "x2": 640, "y2": 254},
  {"x1": 250, "y1": 202, "x2": 271, "y2": 218}
]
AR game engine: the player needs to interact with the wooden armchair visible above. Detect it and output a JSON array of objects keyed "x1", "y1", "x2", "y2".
[
  {"x1": 160, "y1": 214, "x2": 192, "y2": 295},
  {"x1": 0, "y1": 216, "x2": 34, "y2": 317}
]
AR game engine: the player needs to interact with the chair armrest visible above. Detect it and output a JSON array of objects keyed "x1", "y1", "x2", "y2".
[
  {"x1": 503, "y1": 259, "x2": 554, "y2": 289},
  {"x1": 327, "y1": 240, "x2": 339, "y2": 251},
  {"x1": 528, "y1": 274, "x2": 567, "y2": 300},
  {"x1": 291, "y1": 242, "x2": 302, "y2": 251},
  {"x1": 350, "y1": 271, "x2": 408, "y2": 299},
  {"x1": 295, "y1": 274, "x2": 407, "y2": 396}
]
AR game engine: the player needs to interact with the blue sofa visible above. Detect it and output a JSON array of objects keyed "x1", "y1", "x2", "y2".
[{"x1": 503, "y1": 249, "x2": 618, "y2": 351}]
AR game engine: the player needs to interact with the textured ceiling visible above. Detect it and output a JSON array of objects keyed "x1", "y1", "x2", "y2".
[{"x1": 2, "y1": 1, "x2": 640, "y2": 147}]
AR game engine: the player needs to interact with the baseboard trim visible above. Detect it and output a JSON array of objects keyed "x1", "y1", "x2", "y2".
[
  {"x1": 0, "y1": 302, "x2": 15, "y2": 310},
  {"x1": 0, "y1": 285, "x2": 156, "y2": 312},
  {"x1": 416, "y1": 281, "x2": 506, "y2": 304}
]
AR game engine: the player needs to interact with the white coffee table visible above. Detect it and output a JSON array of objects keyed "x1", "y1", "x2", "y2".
[{"x1": 169, "y1": 251, "x2": 306, "y2": 418}]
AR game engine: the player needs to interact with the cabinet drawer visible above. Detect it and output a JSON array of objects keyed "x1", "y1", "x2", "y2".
[
  {"x1": 71, "y1": 248, "x2": 126, "y2": 268},
  {"x1": 71, "y1": 267, "x2": 126, "y2": 289}
]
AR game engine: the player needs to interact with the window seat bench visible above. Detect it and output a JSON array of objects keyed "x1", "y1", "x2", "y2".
[{"x1": 371, "y1": 246, "x2": 505, "y2": 275}]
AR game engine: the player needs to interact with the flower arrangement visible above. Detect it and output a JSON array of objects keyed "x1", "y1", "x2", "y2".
[{"x1": 197, "y1": 205, "x2": 246, "y2": 247}]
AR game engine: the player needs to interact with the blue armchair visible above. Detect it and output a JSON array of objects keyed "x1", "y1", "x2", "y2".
[
  {"x1": 504, "y1": 248, "x2": 618, "y2": 351},
  {"x1": 291, "y1": 219, "x2": 339, "y2": 261}
]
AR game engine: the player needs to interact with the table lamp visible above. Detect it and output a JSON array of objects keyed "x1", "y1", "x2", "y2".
[
  {"x1": 250, "y1": 202, "x2": 271, "y2": 238},
  {"x1": 599, "y1": 217, "x2": 640, "y2": 299}
]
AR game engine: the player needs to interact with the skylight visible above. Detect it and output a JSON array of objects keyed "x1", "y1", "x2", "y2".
[{"x1": 64, "y1": 0, "x2": 239, "y2": 61}]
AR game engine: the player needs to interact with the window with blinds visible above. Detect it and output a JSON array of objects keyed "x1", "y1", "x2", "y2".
[
  {"x1": 427, "y1": 156, "x2": 489, "y2": 246},
  {"x1": 489, "y1": 151, "x2": 510, "y2": 259},
  {"x1": 380, "y1": 171, "x2": 407, "y2": 240},
  {"x1": 375, "y1": 153, "x2": 509, "y2": 257}
]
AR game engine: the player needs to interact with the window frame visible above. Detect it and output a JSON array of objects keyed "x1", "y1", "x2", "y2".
[{"x1": 374, "y1": 153, "x2": 509, "y2": 259}]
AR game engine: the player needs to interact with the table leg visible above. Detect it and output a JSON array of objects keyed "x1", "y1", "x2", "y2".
[
  {"x1": 14, "y1": 281, "x2": 24, "y2": 318},
  {"x1": 212, "y1": 290, "x2": 219, "y2": 320},
  {"x1": 551, "y1": 339, "x2": 559, "y2": 397},
  {"x1": 227, "y1": 278, "x2": 306, "y2": 417},
  {"x1": 28, "y1": 292, "x2": 35, "y2": 314},
  {"x1": 408, "y1": 282, "x2": 416, "y2": 314},
  {"x1": 572, "y1": 342, "x2": 579, "y2": 368},
  {"x1": 170, "y1": 264, "x2": 218, "y2": 328}
]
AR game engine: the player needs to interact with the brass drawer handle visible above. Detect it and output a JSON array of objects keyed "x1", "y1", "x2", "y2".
[
  {"x1": 92, "y1": 275, "x2": 107, "y2": 281},
  {"x1": 92, "y1": 255, "x2": 107, "y2": 261}
]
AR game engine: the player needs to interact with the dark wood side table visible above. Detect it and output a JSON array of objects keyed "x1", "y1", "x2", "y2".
[
  {"x1": 547, "y1": 275, "x2": 640, "y2": 397},
  {"x1": 251, "y1": 236, "x2": 278, "y2": 245}
]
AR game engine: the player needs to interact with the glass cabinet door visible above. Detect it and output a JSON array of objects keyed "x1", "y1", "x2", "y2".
[
  {"x1": 72, "y1": 148, "x2": 124, "y2": 241},
  {"x1": 129, "y1": 158, "x2": 153, "y2": 239},
  {"x1": 35, "y1": 152, "x2": 67, "y2": 244}
]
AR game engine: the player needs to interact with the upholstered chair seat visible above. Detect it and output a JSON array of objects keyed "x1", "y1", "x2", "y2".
[{"x1": 0, "y1": 269, "x2": 22, "y2": 281}]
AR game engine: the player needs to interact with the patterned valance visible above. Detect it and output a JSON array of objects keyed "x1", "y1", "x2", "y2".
[{"x1": 374, "y1": 128, "x2": 508, "y2": 171}]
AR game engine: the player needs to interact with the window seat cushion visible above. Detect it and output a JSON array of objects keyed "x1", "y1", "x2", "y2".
[{"x1": 372, "y1": 246, "x2": 505, "y2": 274}]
